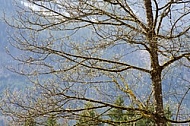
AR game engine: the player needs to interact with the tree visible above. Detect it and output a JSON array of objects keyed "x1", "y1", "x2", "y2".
[
  {"x1": 24, "y1": 118, "x2": 36, "y2": 126},
  {"x1": 108, "y1": 96, "x2": 172, "y2": 126},
  {"x1": 108, "y1": 96, "x2": 127, "y2": 123},
  {"x1": 77, "y1": 102, "x2": 103, "y2": 126},
  {"x1": 1, "y1": 0, "x2": 190, "y2": 126},
  {"x1": 46, "y1": 115, "x2": 60, "y2": 126},
  {"x1": 108, "y1": 96, "x2": 138, "y2": 126}
]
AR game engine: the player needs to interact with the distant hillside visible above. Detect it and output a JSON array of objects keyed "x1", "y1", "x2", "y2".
[
  {"x1": 0, "y1": 0, "x2": 28, "y2": 88},
  {"x1": 0, "y1": 1, "x2": 29, "y2": 123}
]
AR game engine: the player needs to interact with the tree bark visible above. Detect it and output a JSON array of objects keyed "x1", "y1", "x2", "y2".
[
  {"x1": 151, "y1": 63, "x2": 166, "y2": 126},
  {"x1": 144, "y1": 0, "x2": 166, "y2": 125},
  {"x1": 149, "y1": 28, "x2": 166, "y2": 126}
]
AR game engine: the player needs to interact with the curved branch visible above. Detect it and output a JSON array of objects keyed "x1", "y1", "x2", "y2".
[
  {"x1": 161, "y1": 53, "x2": 190, "y2": 70},
  {"x1": 167, "y1": 118, "x2": 190, "y2": 124},
  {"x1": 36, "y1": 46, "x2": 150, "y2": 73},
  {"x1": 176, "y1": 86, "x2": 190, "y2": 120}
]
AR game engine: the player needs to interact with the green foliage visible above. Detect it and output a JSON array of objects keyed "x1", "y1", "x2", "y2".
[
  {"x1": 108, "y1": 96, "x2": 172, "y2": 126},
  {"x1": 108, "y1": 96, "x2": 138, "y2": 126},
  {"x1": 24, "y1": 115, "x2": 60, "y2": 126},
  {"x1": 77, "y1": 102, "x2": 103, "y2": 126},
  {"x1": 135, "y1": 117, "x2": 154, "y2": 126},
  {"x1": 24, "y1": 118, "x2": 36, "y2": 126},
  {"x1": 164, "y1": 106, "x2": 172, "y2": 126},
  {"x1": 22, "y1": 97, "x2": 172, "y2": 126},
  {"x1": 46, "y1": 115, "x2": 60, "y2": 126},
  {"x1": 108, "y1": 96, "x2": 128, "y2": 122}
]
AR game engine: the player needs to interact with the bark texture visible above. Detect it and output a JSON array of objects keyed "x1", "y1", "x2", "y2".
[{"x1": 144, "y1": 0, "x2": 166, "y2": 125}]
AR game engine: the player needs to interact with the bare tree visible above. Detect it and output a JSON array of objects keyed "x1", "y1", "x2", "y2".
[{"x1": 1, "y1": 0, "x2": 190, "y2": 125}]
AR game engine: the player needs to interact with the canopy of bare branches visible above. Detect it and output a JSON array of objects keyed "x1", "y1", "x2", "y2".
[{"x1": 1, "y1": 0, "x2": 190, "y2": 125}]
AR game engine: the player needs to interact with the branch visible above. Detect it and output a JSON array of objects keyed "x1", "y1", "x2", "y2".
[
  {"x1": 176, "y1": 86, "x2": 190, "y2": 120},
  {"x1": 30, "y1": 0, "x2": 147, "y2": 34},
  {"x1": 156, "y1": 0, "x2": 173, "y2": 34},
  {"x1": 167, "y1": 118, "x2": 190, "y2": 124},
  {"x1": 144, "y1": 0, "x2": 154, "y2": 29},
  {"x1": 56, "y1": 92, "x2": 153, "y2": 115},
  {"x1": 35, "y1": 46, "x2": 150, "y2": 73},
  {"x1": 161, "y1": 53, "x2": 190, "y2": 70}
]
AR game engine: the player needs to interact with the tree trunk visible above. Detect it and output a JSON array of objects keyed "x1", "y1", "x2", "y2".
[
  {"x1": 148, "y1": 23, "x2": 167, "y2": 126},
  {"x1": 151, "y1": 63, "x2": 166, "y2": 126},
  {"x1": 149, "y1": 31, "x2": 166, "y2": 125},
  {"x1": 148, "y1": 22, "x2": 167, "y2": 126},
  {"x1": 144, "y1": 0, "x2": 166, "y2": 125}
]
